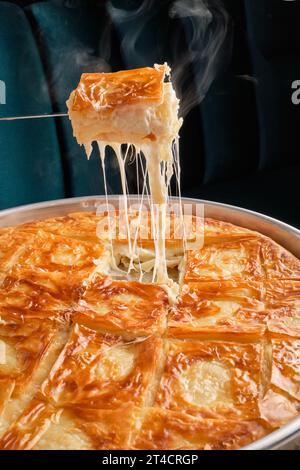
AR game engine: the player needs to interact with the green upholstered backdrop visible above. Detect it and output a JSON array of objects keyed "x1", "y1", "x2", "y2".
[
  {"x1": 0, "y1": 2, "x2": 65, "y2": 208},
  {"x1": 26, "y1": 1, "x2": 123, "y2": 197}
]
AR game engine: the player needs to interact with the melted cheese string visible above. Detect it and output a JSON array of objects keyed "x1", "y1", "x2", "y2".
[
  {"x1": 111, "y1": 144, "x2": 133, "y2": 259},
  {"x1": 140, "y1": 142, "x2": 171, "y2": 285},
  {"x1": 95, "y1": 137, "x2": 184, "y2": 302}
]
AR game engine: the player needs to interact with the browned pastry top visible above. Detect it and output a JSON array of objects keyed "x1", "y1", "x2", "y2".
[{"x1": 70, "y1": 65, "x2": 166, "y2": 113}]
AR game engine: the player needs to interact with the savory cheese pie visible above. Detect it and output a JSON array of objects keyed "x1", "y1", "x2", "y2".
[{"x1": 0, "y1": 213, "x2": 300, "y2": 450}]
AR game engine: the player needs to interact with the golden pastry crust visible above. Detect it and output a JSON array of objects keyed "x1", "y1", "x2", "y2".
[
  {"x1": 168, "y1": 280, "x2": 266, "y2": 338},
  {"x1": 264, "y1": 280, "x2": 300, "y2": 337},
  {"x1": 0, "y1": 230, "x2": 33, "y2": 282},
  {"x1": 40, "y1": 323, "x2": 163, "y2": 409},
  {"x1": 0, "y1": 401, "x2": 142, "y2": 450},
  {"x1": 70, "y1": 66, "x2": 166, "y2": 112},
  {"x1": 13, "y1": 229, "x2": 104, "y2": 276},
  {"x1": 6, "y1": 230, "x2": 104, "y2": 301},
  {"x1": 266, "y1": 280, "x2": 300, "y2": 305},
  {"x1": 153, "y1": 339, "x2": 262, "y2": 420},
  {"x1": 184, "y1": 238, "x2": 264, "y2": 282},
  {"x1": 20, "y1": 212, "x2": 106, "y2": 243},
  {"x1": 204, "y1": 218, "x2": 260, "y2": 244},
  {"x1": 0, "y1": 314, "x2": 58, "y2": 420},
  {"x1": 259, "y1": 336, "x2": 300, "y2": 427},
  {"x1": 134, "y1": 408, "x2": 270, "y2": 450},
  {"x1": 73, "y1": 274, "x2": 168, "y2": 338},
  {"x1": 0, "y1": 276, "x2": 70, "y2": 324},
  {"x1": 67, "y1": 64, "x2": 182, "y2": 148},
  {"x1": 0, "y1": 378, "x2": 14, "y2": 415},
  {"x1": 270, "y1": 337, "x2": 300, "y2": 401},
  {"x1": 32, "y1": 406, "x2": 94, "y2": 450}
]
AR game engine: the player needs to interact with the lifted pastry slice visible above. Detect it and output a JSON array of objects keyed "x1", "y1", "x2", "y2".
[
  {"x1": 40, "y1": 323, "x2": 163, "y2": 410},
  {"x1": 67, "y1": 64, "x2": 183, "y2": 288},
  {"x1": 67, "y1": 63, "x2": 182, "y2": 153}
]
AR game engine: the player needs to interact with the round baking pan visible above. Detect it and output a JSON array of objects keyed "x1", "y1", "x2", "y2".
[{"x1": 0, "y1": 195, "x2": 300, "y2": 450}]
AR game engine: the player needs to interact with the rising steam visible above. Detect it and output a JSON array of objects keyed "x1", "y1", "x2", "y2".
[
  {"x1": 108, "y1": 0, "x2": 232, "y2": 117},
  {"x1": 107, "y1": 0, "x2": 161, "y2": 68},
  {"x1": 170, "y1": 0, "x2": 232, "y2": 116}
]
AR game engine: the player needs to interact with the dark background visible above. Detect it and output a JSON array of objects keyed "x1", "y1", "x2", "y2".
[{"x1": 0, "y1": 0, "x2": 300, "y2": 228}]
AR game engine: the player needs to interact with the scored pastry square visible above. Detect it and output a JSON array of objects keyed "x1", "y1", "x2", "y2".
[
  {"x1": 0, "y1": 399, "x2": 140, "y2": 450},
  {"x1": 73, "y1": 274, "x2": 168, "y2": 337},
  {"x1": 66, "y1": 64, "x2": 182, "y2": 150},
  {"x1": 134, "y1": 408, "x2": 270, "y2": 450},
  {"x1": 110, "y1": 211, "x2": 185, "y2": 280},
  {"x1": 153, "y1": 339, "x2": 263, "y2": 420},
  {"x1": 0, "y1": 313, "x2": 58, "y2": 415},
  {"x1": 0, "y1": 323, "x2": 164, "y2": 450},
  {"x1": 261, "y1": 239, "x2": 300, "y2": 280},
  {"x1": 265, "y1": 280, "x2": 300, "y2": 336},
  {"x1": 0, "y1": 399, "x2": 60, "y2": 450},
  {"x1": 40, "y1": 323, "x2": 163, "y2": 409},
  {"x1": 0, "y1": 229, "x2": 33, "y2": 283},
  {"x1": 168, "y1": 280, "x2": 266, "y2": 338},
  {"x1": 0, "y1": 275, "x2": 71, "y2": 324},
  {"x1": 203, "y1": 218, "x2": 260, "y2": 245},
  {"x1": 20, "y1": 212, "x2": 105, "y2": 243},
  {"x1": 173, "y1": 217, "x2": 257, "y2": 251},
  {"x1": 12, "y1": 229, "x2": 104, "y2": 277},
  {"x1": 53, "y1": 406, "x2": 141, "y2": 450},
  {"x1": 184, "y1": 237, "x2": 265, "y2": 282},
  {"x1": 270, "y1": 337, "x2": 300, "y2": 401},
  {"x1": 6, "y1": 229, "x2": 105, "y2": 301},
  {"x1": 0, "y1": 210, "x2": 300, "y2": 450},
  {"x1": 71, "y1": 66, "x2": 165, "y2": 111},
  {"x1": 266, "y1": 280, "x2": 300, "y2": 306},
  {"x1": 260, "y1": 336, "x2": 300, "y2": 427}
]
